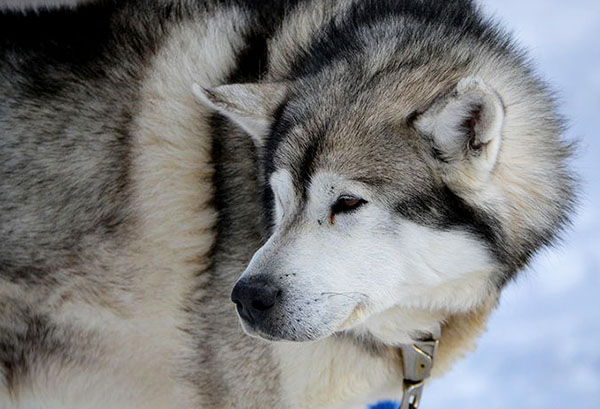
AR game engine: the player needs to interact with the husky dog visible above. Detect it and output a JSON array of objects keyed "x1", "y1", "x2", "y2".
[{"x1": 0, "y1": 0, "x2": 576, "y2": 408}]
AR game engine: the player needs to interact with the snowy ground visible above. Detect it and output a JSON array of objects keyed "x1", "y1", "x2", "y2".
[{"x1": 427, "y1": 1, "x2": 600, "y2": 408}]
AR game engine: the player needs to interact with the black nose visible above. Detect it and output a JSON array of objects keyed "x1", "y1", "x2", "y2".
[{"x1": 231, "y1": 277, "x2": 281, "y2": 324}]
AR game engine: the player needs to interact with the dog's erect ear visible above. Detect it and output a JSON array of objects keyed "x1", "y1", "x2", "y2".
[
  {"x1": 413, "y1": 78, "x2": 505, "y2": 182},
  {"x1": 192, "y1": 82, "x2": 287, "y2": 147}
]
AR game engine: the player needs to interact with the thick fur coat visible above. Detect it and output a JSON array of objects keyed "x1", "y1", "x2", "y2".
[{"x1": 0, "y1": 1, "x2": 575, "y2": 408}]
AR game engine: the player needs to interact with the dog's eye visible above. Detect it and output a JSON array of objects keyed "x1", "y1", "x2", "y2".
[{"x1": 331, "y1": 195, "x2": 367, "y2": 215}]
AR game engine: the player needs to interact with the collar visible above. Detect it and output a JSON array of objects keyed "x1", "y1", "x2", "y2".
[{"x1": 398, "y1": 326, "x2": 441, "y2": 409}]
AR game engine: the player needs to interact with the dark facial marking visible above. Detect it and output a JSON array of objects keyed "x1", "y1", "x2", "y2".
[
  {"x1": 262, "y1": 101, "x2": 294, "y2": 229},
  {"x1": 297, "y1": 135, "x2": 324, "y2": 197},
  {"x1": 395, "y1": 185, "x2": 505, "y2": 264}
]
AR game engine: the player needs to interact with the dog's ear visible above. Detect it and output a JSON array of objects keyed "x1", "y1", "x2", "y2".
[
  {"x1": 413, "y1": 78, "x2": 505, "y2": 187},
  {"x1": 192, "y1": 82, "x2": 287, "y2": 147}
]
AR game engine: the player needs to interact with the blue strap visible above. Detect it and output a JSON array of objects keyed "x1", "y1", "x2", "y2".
[{"x1": 368, "y1": 401, "x2": 401, "y2": 409}]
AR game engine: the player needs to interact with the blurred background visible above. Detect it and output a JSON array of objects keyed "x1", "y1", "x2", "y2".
[{"x1": 427, "y1": 1, "x2": 600, "y2": 408}]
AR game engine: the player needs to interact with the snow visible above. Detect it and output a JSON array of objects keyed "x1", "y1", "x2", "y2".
[{"x1": 426, "y1": 1, "x2": 600, "y2": 407}]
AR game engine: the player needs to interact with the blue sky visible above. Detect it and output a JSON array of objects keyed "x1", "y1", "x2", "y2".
[{"x1": 426, "y1": 1, "x2": 600, "y2": 408}]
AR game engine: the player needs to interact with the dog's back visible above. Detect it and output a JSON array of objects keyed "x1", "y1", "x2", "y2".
[
  {"x1": 0, "y1": 3, "x2": 136, "y2": 281},
  {"x1": 1, "y1": 2, "x2": 229, "y2": 407}
]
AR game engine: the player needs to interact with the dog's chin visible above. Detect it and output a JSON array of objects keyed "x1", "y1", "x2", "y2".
[
  {"x1": 235, "y1": 299, "x2": 363, "y2": 342},
  {"x1": 237, "y1": 316, "x2": 336, "y2": 343}
]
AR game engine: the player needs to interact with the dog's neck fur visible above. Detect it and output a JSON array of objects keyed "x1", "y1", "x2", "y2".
[{"x1": 269, "y1": 303, "x2": 497, "y2": 408}]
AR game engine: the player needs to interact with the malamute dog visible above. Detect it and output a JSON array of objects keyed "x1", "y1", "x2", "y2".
[{"x1": 0, "y1": 0, "x2": 576, "y2": 408}]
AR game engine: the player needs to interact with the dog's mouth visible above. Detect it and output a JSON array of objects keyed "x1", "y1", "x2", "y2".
[
  {"x1": 237, "y1": 318, "x2": 293, "y2": 342},
  {"x1": 334, "y1": 302, "x2": 369, "y2": 331},
  {"x1": 234, "y1": 298, "x2": 366, "y2": 342},
  {"x1": 236, "y1": 307, "x2": 328, "y2": 342}
]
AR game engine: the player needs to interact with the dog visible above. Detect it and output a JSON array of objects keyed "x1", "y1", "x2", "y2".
[{"x1": 0, "y1": 0, "x2": 576, "y2": 408}]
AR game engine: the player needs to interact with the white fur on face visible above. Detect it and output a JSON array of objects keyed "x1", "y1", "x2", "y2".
[
  {"x1": 238, "y1": 170, "x2": 496, "y2": 343},
  {"x1": 270, "y1": 169, "x2": 296, "y2": 225}
]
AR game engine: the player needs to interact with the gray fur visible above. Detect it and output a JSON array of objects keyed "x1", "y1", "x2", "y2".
[{"x1": 0, "y1": 0, "x2": 576, "y2": 408}]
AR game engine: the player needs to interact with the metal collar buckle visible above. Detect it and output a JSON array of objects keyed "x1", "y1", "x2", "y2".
[{"x1": 399, "y1": 332, "x2": 440, "y2": 409}]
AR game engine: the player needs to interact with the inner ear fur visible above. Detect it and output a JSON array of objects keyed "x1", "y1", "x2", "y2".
[
  {"x1": 192, "y1": 82, "x2": 287, "y2": 147},
  {"x1": 413, "y1": 77, "x2": 505, "y2": 181}
]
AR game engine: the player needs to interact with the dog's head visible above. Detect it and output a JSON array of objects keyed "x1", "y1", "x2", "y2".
[{"x1": 193, "y1": 62, "x2": 574, "y2": 343}]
